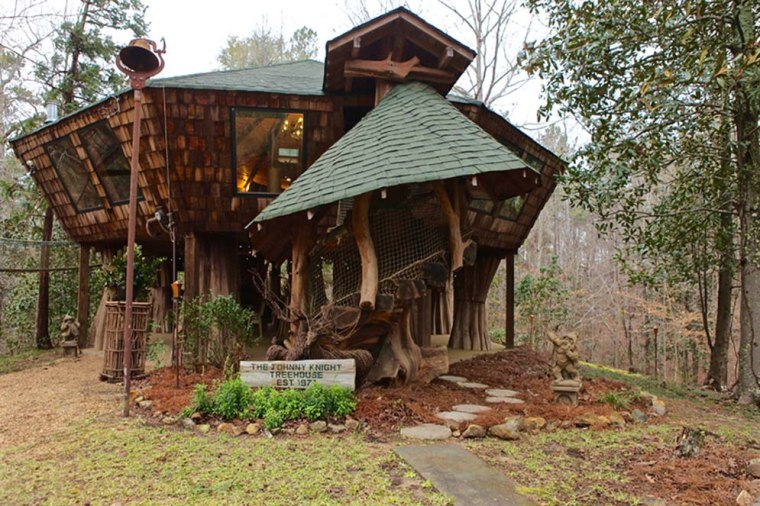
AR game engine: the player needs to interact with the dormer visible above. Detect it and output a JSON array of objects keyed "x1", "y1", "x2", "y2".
[{"x1": 323, "y1": 7, "x2": 476, "y2": 96}]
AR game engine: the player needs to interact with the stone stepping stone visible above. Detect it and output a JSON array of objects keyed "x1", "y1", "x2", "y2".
[
  {"x1": 486, "y1": 397, "x2": 525, "y2": 404},
  {"x1": 395, "y1": 444, "x2": 536, "y2": 505},
  {"x1": 436, "y1": 411, "x2": 478, "y2": 423},
  {"x1": 453, "y1": 404, "x2": 492, "y2": 414},
  {"x1": 485, "y1": 388, "x2": 520, "y2": 397},
  {"x1": 439, "y1": 375, "x2": 468, "y2": 383},
  {"x1": 400, "y1": 424, "x2": 452, "y2": 440},
  {"x1": 460, "y1": 382, "x2": 490, "y2": 389}
]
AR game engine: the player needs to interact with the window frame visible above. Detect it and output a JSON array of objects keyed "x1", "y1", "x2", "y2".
[
  {"x1": 230, "y1": 107, "x2": 308, "y2": 198},
  {"x1": 44, "y1": 135, "x2": 104, "y2": 213},
  {"x1": 78, "y1": 120, "x2": 141, "y2": 207}
]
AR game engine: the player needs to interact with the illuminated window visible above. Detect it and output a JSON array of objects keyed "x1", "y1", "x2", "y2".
[
  {"x1": 79, "y1": 121, "x2": 137, "y2": 204},
  {"x1": 45, "y1": 136, "x2": 102, "y2": 212},
  {"x1": 233, "y1": 109, "x2": 305, "y2": 195}
]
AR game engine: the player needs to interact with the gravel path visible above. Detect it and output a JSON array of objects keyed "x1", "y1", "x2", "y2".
[{"x1": 0, "y1": 349, "x2": 120, "y2": 449}]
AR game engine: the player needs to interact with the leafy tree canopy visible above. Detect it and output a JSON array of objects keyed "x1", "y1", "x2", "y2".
[{"x1": 218, "y1": 24, "x2": 318, "y2": 70}]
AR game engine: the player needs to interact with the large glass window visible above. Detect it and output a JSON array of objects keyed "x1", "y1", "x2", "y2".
[
  {"x1": 79, "y1": 121, "x2": 135, "y2": 204},
  {"x1": 233, "y1": 109, "x2": 305, "y2": 195},
  {"x1": 45, "y1": 136, "x2": 102, "y2": 212}
]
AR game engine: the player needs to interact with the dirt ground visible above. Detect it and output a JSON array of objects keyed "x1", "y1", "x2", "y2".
[{"x1": 0, "y1": 349, "x2": 120, "y2": 449}]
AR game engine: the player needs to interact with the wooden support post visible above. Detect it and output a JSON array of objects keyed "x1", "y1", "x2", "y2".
[
  {"x1": 35, "y1": 207, "x2": 54, "y2": 350},
  {"x1": 505, "y1": 253, "x2": 515, "y2": 349},
  {"x1": 352, "y1": 193, "x2": 378, "y2": 310},
  {"x1": 184, "y1": 233, "x2": 199, "y2": 301},
  {"x1": 77, "y1": 245, "x2": 90, "y2": 348},
  {"x1": 434, "y1": 182, "x2": 464, "y2": 273},
  {"x1": 289, "y1": 221, "x2": 316, "y2": 337}
]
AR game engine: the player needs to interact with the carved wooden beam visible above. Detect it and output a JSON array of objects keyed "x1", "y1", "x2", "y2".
[{"x1": 344, "y1": 56, "x2": 457, "y2": 84}]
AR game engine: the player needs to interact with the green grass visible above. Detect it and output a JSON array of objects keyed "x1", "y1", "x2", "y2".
[
  {"x1": 0, "y1": 419, "x2": 451, "y2": 506},
  {"x1": 0, "y1": 348, "x2": 57, "y2": 375},
  {"x1": 467, "y1": 424, "x2": 675, "y2": 506}
]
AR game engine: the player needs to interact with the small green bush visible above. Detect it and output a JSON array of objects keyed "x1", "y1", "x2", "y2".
[
  {"x1": 181, "y1": 384, "x2": 214, "y2": 418},
  {"x1": 213, "y1": 377, "x2": 254, "y2": 420},
  {"x1": 179, "y1": 377, "x2": 357, "y2": 429}
]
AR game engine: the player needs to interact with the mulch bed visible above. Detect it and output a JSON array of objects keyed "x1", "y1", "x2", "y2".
[
  {"x1": 134, "y1": 365, "x2": 223, "y2": 415},
  {"x1": 626, "y1": 438, "x2": 760, "y2": 505},
  {"x1": 355, "y1": 346, "x2": 643, "y2": 432}
]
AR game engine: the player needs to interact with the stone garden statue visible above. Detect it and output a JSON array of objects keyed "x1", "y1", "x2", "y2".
[
  {"x1": 548, "y1": 331, "x2": 580, "y2": 381},
  {"x1": 548, "y1": 331, "x2": 582, "y2": 405},
  {"x1": 60, "y1": 315, "x2": 81, "y2": 357}
]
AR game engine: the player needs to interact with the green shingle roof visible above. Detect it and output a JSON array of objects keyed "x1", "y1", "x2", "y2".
[
  {"x1": 147, "y1": 59, "x2": 325, "y2": 95},
  {"x1": 252, "y1": 82, "x2": 535, "y2": 224}
]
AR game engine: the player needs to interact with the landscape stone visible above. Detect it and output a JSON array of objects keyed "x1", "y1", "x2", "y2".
[
  {"x1": 310, "y1": 420, "x2": 328, "y2": 433},
  {"x1": 462, "y1": 424, "x2": 486, "y2": 438},
  {"x1": 196, "y1": 424, "x2": 211, "y2": 434},
  {"x1": 736, "y1": 490, "x2": 754, "y2": 506},
  {"x1": 502, "y1": 415, "x2": 524, "y2": 432},
  {"x1": 545, "y1": 419, "x2": 559, "y2": 432},
  {"x1": 161, "y1": 416, "x2": 175, "y2": 425},
  {"x1": 460, "y1": 382, "x2": 490, "y2": 389},
  {"x1": 621, "y1": 411, "x2": 634, "y2": 423},
  {"x1": 575, "y1": 413, "x2": 608, "y2": 428},
  {"x1": 217, "y1": 422, "x2": 234, "y2": 434},
  {"x1": 560, "y1": 420, "x2": 574, "y2": 429},
  {"x1": 137, "y1": 400, "x2": 153, "y2": 409},
  {"x1": 283, "y1": 428, "x2": 295, "y2": 435},
  {"x1": 650, "y1": 398, "x2": 667, "y2": 417},
  {"x1": 632, "y1": 409, "x2": 648, "y2": 423},
  {"x1": 328, "y1": 423, "x2": 346, "y2": 433},
  {"x1": 245, "y1": 423, "x2": 261, "y2": 435},
  {"x1": 439, "y1": 375, "x2": 468, "y2": 383},
  {"x1": 345, "y1": 418, "x2": 361, "y2": 432},
  {"x1": 486, "y1": 397, "x2": 525, "y2": 404},
  {"x1": 436, "y1": 411, "x2": 478, "y2": 423},
  {"x1": 181, "y1": 417, "x2": 195, "y2": 429},
  {"x1": 190, "y1": 412, "x2": 202, "y2": 421},
  {"x1": 489, "y1": 423, "x2": 521, "y2": 440},
  {"x1": 523, "y1": 417, "x2": 547, "y2": 432},
  {"x1": 400, "y1": 423, "x2": 452, "y2": 440},
  {"x1": 608, "y1": 412, "x2": 626, "y2": 428},
  {"x1": 748, "y1": 458, "x2": 760, "y2": 479},
  {"x1": 485, "y1": 389, "x2": 520, "y2": 398},
  {"x1": 452, "y1": 404, "x2": 492, "y2": 414},
  {"x1": 452, "y1": 430, "x2": 461, "y2": 437}
]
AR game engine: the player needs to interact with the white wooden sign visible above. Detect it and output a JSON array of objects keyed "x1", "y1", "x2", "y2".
[{"x1": 240, "y1": 359, "x2": 356, "y2": 391}]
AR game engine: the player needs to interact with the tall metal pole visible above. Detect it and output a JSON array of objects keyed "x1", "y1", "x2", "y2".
[
  {"x1": 122, "y1": 88, "x2": 144, "y2": 417},
  {"x1": 116, "y1": 38, "x2": 165, "y2": 418}
]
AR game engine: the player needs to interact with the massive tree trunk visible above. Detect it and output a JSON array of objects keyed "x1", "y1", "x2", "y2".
[
  {"x1": 705, "y1": 238, "x2": 733, "y2": 390},
  {"x1": 449, "y1": 253, "x2": 501, "y2": 350},
  {"x1": 735, "y1": 0, "x2": 760, "y2": 403},
  {"x1": 35, "y1": 207, "x2": 54, "y2": 350}
]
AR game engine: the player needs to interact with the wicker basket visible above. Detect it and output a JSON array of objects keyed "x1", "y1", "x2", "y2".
[{"x1": 101, "y1": 301, "x2": 151, "y2": 382}]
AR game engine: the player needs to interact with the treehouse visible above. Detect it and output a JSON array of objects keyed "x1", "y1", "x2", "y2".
[{"x1": 10, "y1": 8, "x2": 563, "y2": 381}]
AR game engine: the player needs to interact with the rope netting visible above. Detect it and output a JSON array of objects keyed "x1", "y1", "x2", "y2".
[{"x1": 308, "y1": 194, "x2": 448, "y2": 315}]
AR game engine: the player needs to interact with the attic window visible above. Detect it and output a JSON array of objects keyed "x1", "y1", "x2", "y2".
[
  {"x1": 79, "y1": 121, "x2": 138, "y2": 204},
  {"x1": 45, "y1": 136, "x2": 102, "y2": 212},
  {"x1": 232, "y1": 108, "x2": 306, "y2": 195}
]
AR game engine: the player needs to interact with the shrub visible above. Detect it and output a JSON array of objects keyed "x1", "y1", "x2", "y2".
[
  {"x1": 180, "y1": 295, "x2": 257, "y2": 370},
  {"x1": 179, "y1": 377, "x2": 358, "y2": 429},
  {"x1": 181, "y1": 384, "x2": 214, "y2": 418},
  {"x1": 213, "y1": 377, "x2": 254, "y2": 420}
]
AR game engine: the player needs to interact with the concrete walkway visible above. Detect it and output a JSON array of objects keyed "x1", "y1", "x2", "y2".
[{"x1": 395, "y1": 444, "x2": 536, "y2": 506}]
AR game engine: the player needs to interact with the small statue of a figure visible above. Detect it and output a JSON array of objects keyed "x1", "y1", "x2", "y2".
[
  {"x1": 548, "y1": 331, "x2": 582, "y2": 405},
  {"x1": 60, "y1": 315, "x2": 80, "y2": 357}
]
